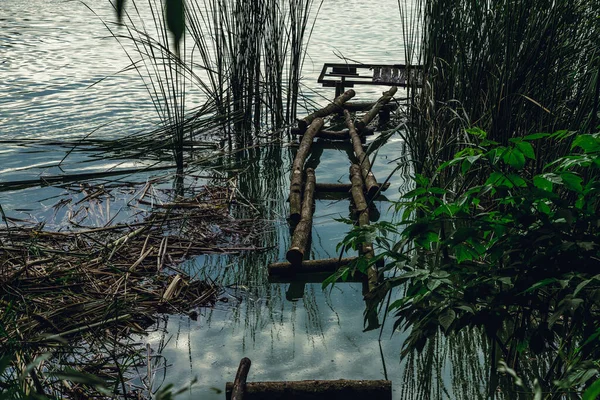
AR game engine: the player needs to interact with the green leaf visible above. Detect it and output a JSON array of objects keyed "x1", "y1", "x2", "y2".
[
  {"x1": 583, "y1": 379, "x2": 600, "y2": 400},
  {"x1": 503, "y1": 147, "x2": 526, "y2": 169},
  {"x1": 525, "y1": 278, "x2": 557, "y2": 293},
  {"x1": 438, "y1": 308, "x2": 456, "y2": 332},
  {"x1": 560, "y1": 172, "x2": 583, "y2": 192},
  {"x1": 466, "y1": 127, "x2": 487, "y2": 139},
  {"x1": 572, "y1": 134, "x2": 600, "y2": 153},
  {"x1": 116, "y1": 0, "x2": 126, "y2": 23},
  {"x1": 515, "y1": 141, "x2": 535, "y2": 160},
  {"x1": 533, "y1": 175, "x2": 553, "y2": 191},
  {"x1": 166, "y1": 0, "x2": 185, "y2": 55}
]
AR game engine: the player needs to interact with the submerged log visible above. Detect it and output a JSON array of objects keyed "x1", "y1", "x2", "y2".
[
  {"x1": 355, "y1": 86, "x2": 398, "y2": 132},
  {"x1": 344, "y1": 110, "x2": 380, "y2": 198},
  {"x1": 286, "y1": 168, "x2": 316, "y2": 266},
  {"x1": 289, "y1": 119, "x2": 324, "y2": 222},
  {"x1": 231, "y1": 358, "x2": 252, "y2": 400},
  {"x1": 315, "y1": 182, "x2": 390, "y2": 193},
  {"x1": 350, "y1": 164, "x2": 378, "y2": 293},
  {"x1": 298, "y1": 89, "x2": 355, "y2": 131},
  {"x1": 268, "y1": 256, "x2": 358, "y2": 276},
  {"x1": 226, "y1": 379, "x2": 392, "y2": 400}
]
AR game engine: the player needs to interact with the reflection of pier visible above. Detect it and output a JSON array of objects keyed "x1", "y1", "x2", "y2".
[{"x1": 267, "y1": 86, "x2": 399, "y2": 315}]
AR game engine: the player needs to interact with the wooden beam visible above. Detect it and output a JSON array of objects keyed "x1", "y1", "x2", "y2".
[{"x1": 231, "y1": 358, "x2": 252, "y2": 400}]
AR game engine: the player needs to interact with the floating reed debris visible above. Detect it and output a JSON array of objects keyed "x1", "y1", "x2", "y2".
[{"x1": 0, "y1": 179, "x2": 266, "y2": 375}]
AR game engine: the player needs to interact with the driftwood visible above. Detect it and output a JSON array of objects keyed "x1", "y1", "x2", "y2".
[
  {"x1": 344, "y1": 110, "x2": 380, "y2": 197},
  {"x1": 350, "y1": 164, "x2": 378, "y2": 293},
  {"x1": 268, "y1": 256, "x2": 358, "y2": 276},
  {"x1": 289, "y1": 118, "x2": 324, "y2": 222},
  {"x1": 226, "y1": 380, "x2": 392, "y2": 400},
  {"x1": 286, "y1": 168, "x2": 316, "y2": 266},
  {"x1": 298, "y1": 89, "x2": 355, "y2": 131},
  {"x1": 315, "y1": 182, "x2": 390, "y2": 193},
  {"x1": 355, "y1": 87, "x2": 398, "y2": 132},
  {"x1": 231, "y1": 358, "x2": 252, "y2": 400}
]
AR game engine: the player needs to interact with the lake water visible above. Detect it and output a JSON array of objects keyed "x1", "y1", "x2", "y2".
[{"x1": 0, "y1": 1, "x2": 489, "y2": 398}]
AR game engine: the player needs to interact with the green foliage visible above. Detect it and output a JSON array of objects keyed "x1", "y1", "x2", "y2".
[{"x1": 331, "y1": 129, "x2": 600, "y2": 395}]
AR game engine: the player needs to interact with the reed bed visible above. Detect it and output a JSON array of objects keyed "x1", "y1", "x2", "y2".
[{"x1": 398, "y1": 0, "x2": 600, "y2": 177}]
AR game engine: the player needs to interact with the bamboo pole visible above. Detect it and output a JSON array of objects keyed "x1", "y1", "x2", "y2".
[
  {"x1": 231, "y1": 357, "x2": 252, "y2": 400},
  {"x1": 289, "y1": 118, "x2": 324, "y2": 222},
  {"x1": 286, "y1": 168, "x2": 316, "y2": 266},
  {"x1": 226, "y1": 380, "x2": 392, "y2": 400},
  {"x1": 355, "y1": 86, "x2": 398, "y2": 132},
  {"x1": 298, "y1": 89, "x2": 355, "y2": 131},
  {"x1": 350, "y1": 164, "x2": 378, "y2": 293},
  {"x1": 344, "y1": 110, "x2": 380, "y2": 197},
  {"x1": 268, "y1": 256, "x2": 358, "y2": 276}
]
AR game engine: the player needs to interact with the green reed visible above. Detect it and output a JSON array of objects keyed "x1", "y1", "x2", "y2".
[{"x1": 399, "y1": 0, "x2": 600, "y2": 177}]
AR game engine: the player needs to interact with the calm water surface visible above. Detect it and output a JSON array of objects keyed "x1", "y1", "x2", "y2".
[{"x1": 0, "y1": 1, "x2": 488, "y2": 398}]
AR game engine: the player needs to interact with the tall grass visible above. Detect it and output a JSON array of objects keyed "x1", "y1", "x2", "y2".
[{"x1": 398, "y1": 0, "x2": 600, "y2": 177}]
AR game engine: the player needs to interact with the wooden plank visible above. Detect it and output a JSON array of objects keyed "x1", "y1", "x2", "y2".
[{"x1": 226, "y1": 380, "x2": 392, "y2": 400}]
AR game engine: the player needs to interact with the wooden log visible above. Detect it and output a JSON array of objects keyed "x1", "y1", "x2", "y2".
[
  {"x1": 298, "y1": 89, "x2": 355, "y2": 131},
  {"x1": 289, "y1": 119, "x2": 324, "y2": 222},
  {"x1": 226, "y1": 380, "x2": 392, "y2": 400},
  {"x1": 355, "y1": 87, "x2": 398, "y2": 132},
  {"x1": 315, "y1": 182, "x2": 390, "y2": 193},
  {"x1": 291, "y1": 127, "x2": 375, "y2": 140},
  {"x1": 268, "y1": 256, "x2": 358, "y2": 276},
  {"x1": 286, "y1": 168, "x2": 316, "y2": 266},
  {"x1": 344, "y1": 110, "x2": 380, "y2": 198},
  {"x1": 350, "y1": 164, "x2": 378, "y2": 293},
  {"x1": 231, "y1": 358, "x2": 252, "y2": 400},
  {"x1": 340, "y1": 101, "x2": 398, "y2": 112}
]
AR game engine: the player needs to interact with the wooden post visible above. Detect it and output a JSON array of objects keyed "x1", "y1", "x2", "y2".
[
  {"x1": 231, "y1": 357, "x2": 252, "y2": 400},
  {"x1": 286, "y1": 168, "x2": 316, "y2": 266},
  {"x1": 344, "y1": 110, "x2": 380, "y2": 198},
  {"x1": 226, "y1": 380, "x2": 392, "y2": 400},
  {"x1": 350, "y1": 164, "x2": 378, "y2": 293},
  {"x1": 289, "y1": 119, "x2": 324, "y2": 222},
  {"x1": 355, "y1": 86, "x2": 398, "y2": 132},
  {"x1": 298, "y1": 89, "x2": 355, "y2": 131}
]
